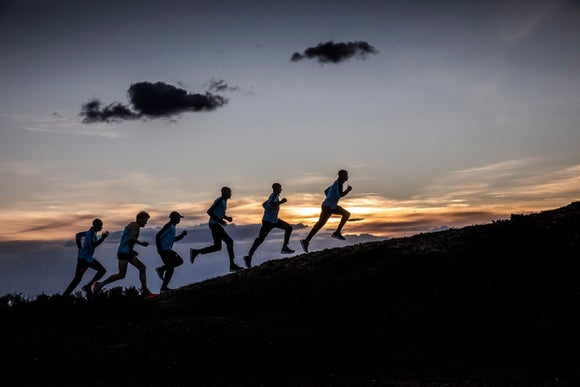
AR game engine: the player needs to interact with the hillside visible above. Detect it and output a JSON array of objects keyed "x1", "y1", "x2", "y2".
[{"x1": 3, "y1": 202, "x2": 580, "y2": 386}]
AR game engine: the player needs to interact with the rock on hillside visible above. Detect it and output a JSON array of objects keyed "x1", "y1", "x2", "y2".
[{"x1": 3, "y1": 202, "x2": 580, "y2": 386}]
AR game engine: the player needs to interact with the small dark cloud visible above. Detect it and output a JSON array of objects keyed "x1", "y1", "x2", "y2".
[
  {"x1": 80, "y1": 100, "x2": 138, "y2": 123},
  {"x1": 291, "y1": 40, "x2": 378, "y2": 64},
  {"x1": 80, "y1": 81, "x2": 229, "y2": 123}
]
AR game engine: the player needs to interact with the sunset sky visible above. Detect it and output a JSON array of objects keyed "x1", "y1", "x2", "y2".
[{"x1": 1, "y1": 0, "x2": 579, "y2": 247}]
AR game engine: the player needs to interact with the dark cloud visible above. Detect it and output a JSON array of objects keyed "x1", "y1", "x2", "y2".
[
  {"x1": 80, "y1": 100, "x2": 138, "y2": 123},
  {"x1": 291, "y1": 40, "x2": 378, "y2": 64},
  {"x1": 128, "y1": 81, "x2": 228, "y2": 117},
  {"x1": 80, "y1": 81, "x2": 229, "y2": 123}
]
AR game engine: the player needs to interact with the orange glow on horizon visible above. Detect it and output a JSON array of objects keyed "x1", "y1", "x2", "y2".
[{"x1": 0, "y1": 194, "x2": 576, "y2": 242}]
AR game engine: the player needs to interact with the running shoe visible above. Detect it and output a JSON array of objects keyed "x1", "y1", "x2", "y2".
[
  {"x1": 331, "y1": 232, "x2": 346, "y2": 240},
  {"x1": 229, "y1": 263, "x2": 244, "y2": 272},
  {"x1": 190, "y1": 248, "x2": 200, "y2": 264},
  {"x1": 243, "y1": 255, "x2": 252, "y2": 269},
  {"x1": 160, "y1": 287, "x2": 173, "y2": 293},
  {"x1": 300, "y1": 239, "x2": 309, "y2": 253},
  {"x1": 92, "y1": 282, "x2": 101, "y2": 294},
  {"x1": 281, "y1": 246, "x2": 295, "y2": 254}
]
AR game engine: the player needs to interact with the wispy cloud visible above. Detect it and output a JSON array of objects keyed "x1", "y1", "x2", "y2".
[
  {"x1": 415, "y1": 158, "x2": 580, "y2": 208},
  {"x1": 22, "y1": 125, "x2": 123, "y2": 138},
  {"x1": 206, "y1": 78, "x2": 240, "y2": 93},
  {"x1": 498, "y1": 0, "x2": 561, "y2": 44},
  {"x1": 4, "y1": 112, "x2": 122, "y2": 138}
]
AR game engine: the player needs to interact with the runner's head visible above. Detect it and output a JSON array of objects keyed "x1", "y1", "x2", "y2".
[
  {"x1": 136, "y1": 211, "x2": 150, "y2": 226},
  {"x1": 92, "y1": 218, "x2": 103, "y2": 230},
  {"x1": 221, "y1": 186, "x2": 232, "y2": 199}
]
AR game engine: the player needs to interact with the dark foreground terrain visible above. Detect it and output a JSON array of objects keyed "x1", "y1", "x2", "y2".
[{"x1": 3, "y1": 202, "x2": 580, "y2": 386}]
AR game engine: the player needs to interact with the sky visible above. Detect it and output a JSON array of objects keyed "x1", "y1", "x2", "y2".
[{"x1": 0, "y1": 0, "x2": 579, "y2": 297}]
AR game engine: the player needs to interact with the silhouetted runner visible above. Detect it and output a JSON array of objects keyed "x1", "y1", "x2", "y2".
[
  {"x1": 155, "y1": 211, "x2": 187, "y2": 293},
  {"x1": 63, "y1": 218, "x2": 109, "y2": 297},
  {"x1": 94, "y1": 211, "x2": 155, "y2": 298},
  {"x1": 300, "y1": 169, "x2": 352, "y2": 253},
  {"x1": 190, "y1": 187, "x2": 244, "y2": 272},
  {"x1": 243, "y1": 183, "x2": 294, "y2": 268}
]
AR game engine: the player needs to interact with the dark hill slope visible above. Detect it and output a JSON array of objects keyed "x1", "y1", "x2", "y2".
[{"x1": 3, "y1": 202, "x2": 580, "y2": 386}]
